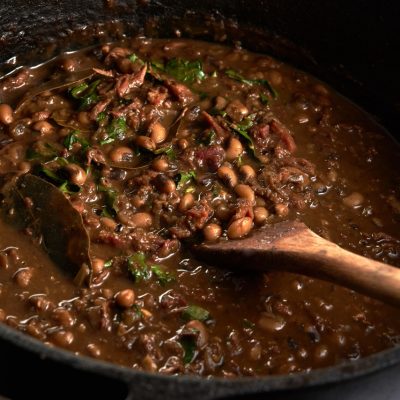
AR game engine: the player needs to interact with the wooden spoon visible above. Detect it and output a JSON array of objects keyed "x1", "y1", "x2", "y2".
[{"x1": 194, "y1": 220, "x2": 400, "y2": 307}]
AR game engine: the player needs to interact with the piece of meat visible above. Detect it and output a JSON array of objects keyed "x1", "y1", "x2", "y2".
[{"x1": 116, "y1": 65, "x2": 147, "y2": 97}]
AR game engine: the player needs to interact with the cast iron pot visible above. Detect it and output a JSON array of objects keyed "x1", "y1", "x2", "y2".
[{"x1": 0, "y1": 1, "x2": 399, "y2": 399}]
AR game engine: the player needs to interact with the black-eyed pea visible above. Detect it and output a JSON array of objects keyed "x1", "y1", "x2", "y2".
[
  {"x1": 92, "y1": 258, "x2": 105, "y2": 275},
  {"x1": 152, "y1": 157, "x2": 169, "y2": 172},
  {"x1": 342, "y1": 192, "x2": 364, "y2": 208},
  {"x1": 217, "y1": 165, "x2": 238, "y2": 188},
  {"x1": 109, "y1": 146, "x2": 134, "y2": 163},
  {"x1": 129, "y1": 212, "x2": 153, "y2": 229},
  {"x1": 179, "y1": 193, "x2": 195, "y2": 212},
  {"x1": 135, "y1": 135, "x2": 156, "y2": 151},
  {"x1": 254, "y1": 206, "x2": 269, "y2": 225},
  {"x1": 275, "y1": 203, "x2": 289, "y2": 217},
  {"x1": 234, "y1": 184, "x2": 255, "y2": 202},
  {"x1": 52, "y1": 330, "x2": 74, "y2": 347},
  {"x1": 115, "y1": 289, "x2": 135, "y2": 308},
  {"x1": 33, "y1": 120, "x2": 54, "y2": 135},
  {"x1": 185, "y1": 320, "x2": 209, "y2": 347},
  {"x1": 203, "y1": 223, "x2": 222, "y2": 242},
  {"x1": 239, "y1": 164, "x2": 256, "y2": 181},
  {"x1": 227, "y1": 217, "x2": 253, "y2": 239},
  {"x1": 63, "y1": 164, "x2": 87, "y2": 186},
  {"x1": 226, "y1": 137, "x2": 243, "y2": 161},
  {"x1": 149, "y1": 122, "x2": 167, "y2": 144},
  {"x1": 0, "y1": 103, "x2": 14, "y2": 125}
]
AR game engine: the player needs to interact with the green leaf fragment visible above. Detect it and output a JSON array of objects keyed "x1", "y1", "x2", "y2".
[
  {"x1": 182, "y1": 305, "x2": 210, "y2": 322},
  {"x1": 151, "y1": 265, "x2": 175, "y2": 286},
  {"x1": 100, "y1": 117, "x2": 127, "y2": 145},
  {"x1": 127, "y1": 252, "x2": 151, "y2": 282},
  {"x1": 159, "y1": 58, "x2": 206, "y2": 84},
  {"x1": 180, "y1": 336, "x2": 197, "y2": 364},
  {"x1": 177, "y1": 171, "x2": 196, "y2": 188},
  {"x1": 63, "y1": 130, "x2": 89, "y2": 151},
  {"x1": 225, "y1": 69, "x2": 277, "y2": 98}
]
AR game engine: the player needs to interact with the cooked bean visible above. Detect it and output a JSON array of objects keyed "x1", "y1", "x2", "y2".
[
  {"x1": 269, "y1": 70, "x2": 282, "y2": 86},
  {"x1": 92, "y1": 258, "x2": 105, "y2": 275},
  {"x1": 18, "y1": 161, "x2": 31, "y2": 173},
  {"x1": 275, "y1": 203, "x2": 289, "y2": 217},
  {"x1": 0, "y1": 253, "x2": 8, "y2": 269},
  {"x1": 185, "y1": 320, "x2": 208, "y2": 347},
  {"x1": 0, "y1": 103, "x2": 14, "y2": 125},
  {"x1": 179, "y1": 193, "x2": 195, "y2": 212},
  {"x1": 0, "y1": 308, "x2": 5, "y2": 322},
  {"x1": 343, "y1": 192, "x2": 364, "y2": 208},
  {"x1": 227, "y1": 216, "x2": 253, "y2": 239},
  {"x1": 142, "y1": 354, "x2": 157, "y2": 372},
  {"x1": 129, "y1": 212, "x2": 153, "y2": 229},
  {"x1": 254, "y1": 206, "x2": 269, "y2": 225},
  {"x1": 234, "y1": 184, "x2": 255, "y2": 202},
  {"x1": 87, "y1": 343, "x2": 102, "y2": 358},
  {"x1": 155, "y1": 174, "x2": 176, "y2": 194},
  {"x1": 149, "y1": 122, "x2": 167, "y2": 144},
  {"x1": 14, "y1": 268, "x2": 33, "y2": 288},
  {"x1": 239, "y1": 164, "x2": 256, "y2": 181},
  {"x1": 178, "y1": 138, "x2": 189, "y2": 150},
  {"x1": 109, "y1": 146, "x2": 134, "y2": 163},
  {"x1": 136, "y1": 135, "x2": 156, "y2": 151},
  {"x1": 115, "y1": 289, "x2": 135, "y2": 308},
  {"x1": 63, "y1": 164, "x2": 87, "y2": 186},
  {"x1": 215, "y1": 203, "x2": 232, "y2": 221},
  {"x1": 258, "y1": 312, "x2": 286, "y2": 332},
  {"x1": 52, "y1": 330, "x2": 74, "y2": 347},
  {"x1": 100, "y1": 216, "x2": 118, "y2": 231},
  {"x1": 203, "y1": 223, "x2": 222, "y2": 241},
  {"x1": 33, "y1": 120, "x2": 54, "y2": 135},
  {"x1": 217, "y1": 165, "x2": 238, "y2": 187},
  {"x1": 226, "y1": 137, "x2": 243, "y2": 161},
  {"x1": 214, "y1": 96, "x2": 227, "y2": 110},
  {"x1": 52, "y1": 308, "x2": 75, "y2": 328},
  {"x1": 152, "y1": 157, "x2": 169, "y2": 172}
]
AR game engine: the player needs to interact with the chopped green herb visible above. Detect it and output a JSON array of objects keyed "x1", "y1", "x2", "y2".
[
  {"x1": 150, "y1": 60, "x2": 165, "y2": 71},
  {"x1": 98, "y1": 184, "x2": 118, "y2": 217},
  {"x1": 182, "y1": 305, "x2": 210, "y2": 322},
  {"x1": 151, "y1": 265, "x2": 175, "y2": 286},
  {"x1": 259, "y1": 93, "x2": 269, "y2": 105},
  {"x1": 162, "y1": 58, "x2": 206, "y2": 84},
  {"x1": 180, "y1": 336, "x2": 197, "y2": 364},
  {"x1": 38, "y1": 167, "x2": 80, "y2": 194},
  {"x1": 231, "y1": 115, "x2": 256, "y2": 154},
  {"x1": 225, "y1": 69, "x2": 277, "y2": 98},
  {"x1": 96, "y1": 111, "x2": 107, "y2": 123},
  {"x1": 63, "y1": 130, "x2": 89, "y2": 151},
  {"x1": 177, "y1": 171, "x2": 196, "y2": 188},
  {"x1": 128, "y1": 53, "x2": 140, "y2": 63},
  {"x1": 26, "y1": 142, "x2": 58, "y2": 162},
  {"x1": 104, "y1": 259, "x2": 114, "y2": 268},
  {"x1": 70, "y1": 79, "x2": 101, "y2": 110},
  {"x1": 127, "y1": 252, "x2": 151, "y2": 282},
  {"x1": 153, "y1": 144, "x2": 176, "y2": 160},
  {"x1": 243, "y1": 318, "x2": 256, "y2": 329},
  {"x1": 70, "y1": 82, "x2": 89, "y2": 99},
  {"x1": 100, "y1": 117, "x2": 127, "y2": 145}
]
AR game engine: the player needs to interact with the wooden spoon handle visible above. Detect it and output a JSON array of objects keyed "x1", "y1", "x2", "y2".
[{"x1": 275, "y1": 228, "x2": 400, "y2": 307}]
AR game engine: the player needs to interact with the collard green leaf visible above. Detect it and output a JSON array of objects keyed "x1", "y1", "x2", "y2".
[
  {"x1": 182, "y1": 305, "x2": 210, "y2": 322},
  {"x1": 225, "y1": 69, "x2": 277, "y2": 98}
]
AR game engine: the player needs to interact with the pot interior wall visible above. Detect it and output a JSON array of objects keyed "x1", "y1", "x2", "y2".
[{"x1": 0, "y1": 0, "x2": 399, "y2": 136}]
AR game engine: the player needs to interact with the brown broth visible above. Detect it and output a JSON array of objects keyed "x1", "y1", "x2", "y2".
[{"x1": 0, "y1": 38, "x2": 399, "y2": 377}]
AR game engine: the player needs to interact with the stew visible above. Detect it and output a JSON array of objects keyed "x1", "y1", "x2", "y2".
[{"x1": 0, "y1": 38, "x2": 399, "y2": 377}]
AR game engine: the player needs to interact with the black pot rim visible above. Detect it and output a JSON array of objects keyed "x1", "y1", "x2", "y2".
[{"x1": 1, "y1": 321, "x2": 400, "y2": 395}]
